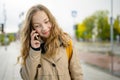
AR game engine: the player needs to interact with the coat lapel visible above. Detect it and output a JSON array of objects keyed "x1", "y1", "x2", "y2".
[
  {"x1": 41, "y1": 47, "x2": 64, "y2": 63},
  {"x1": 53, "y1": 47, "x2": 64, "y2": 62}
]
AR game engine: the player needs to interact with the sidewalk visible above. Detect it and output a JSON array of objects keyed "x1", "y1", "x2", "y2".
[
  {"x1": 79, "y1": 51, "x2": 120, "y2": 76},
  {"x1": 81, "y1": 62, "x2": 120, "y2": 80},
  {"x1": 73, "y1": 40, "x2": 120, "y2": 80},
  {"x1": 0, "y1": 41, "x2": 22, "y2": 80}
]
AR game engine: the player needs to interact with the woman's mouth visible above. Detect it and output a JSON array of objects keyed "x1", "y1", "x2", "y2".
[{"x1": 43, "y1": 31, "x2": 49, "y2": 35}]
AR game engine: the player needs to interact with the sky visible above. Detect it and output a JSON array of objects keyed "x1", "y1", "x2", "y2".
[{"x1": 0, "y1": 0, "x2": 120, "y2": 36}]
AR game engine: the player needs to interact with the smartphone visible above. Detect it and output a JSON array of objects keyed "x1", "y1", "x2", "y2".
[
  {"x1": 34, "y1": 34, "x2": 41, "y2": 41},
  {"x1": 31, "y1": 27, "x2": 42, "y2": 42}
]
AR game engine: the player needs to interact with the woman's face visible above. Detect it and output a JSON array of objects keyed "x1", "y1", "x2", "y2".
[{"x1": 32, "y1": 11, "x2": 52, "y2": 39}]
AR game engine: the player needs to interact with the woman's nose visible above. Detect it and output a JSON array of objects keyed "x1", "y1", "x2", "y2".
[{"x1": 42, "y1": 24, "x2": 47, "y2": 31}]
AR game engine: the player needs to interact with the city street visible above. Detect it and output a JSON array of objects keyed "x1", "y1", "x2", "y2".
[{"x1": 0, "y1": 41, "x2": 120, "y2": 80}]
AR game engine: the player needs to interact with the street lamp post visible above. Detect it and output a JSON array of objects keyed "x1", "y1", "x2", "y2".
[
  {"x1": 110, "y1": 0, "x2": 114, "y2": 75},
  {"x1": 71, "y1": 10, "x2": 77, "y2": 39}
]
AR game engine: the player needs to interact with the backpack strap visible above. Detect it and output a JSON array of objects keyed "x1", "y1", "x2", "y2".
[{"x1": 66, "y1": 40, "x2": 72, "y2": 61}]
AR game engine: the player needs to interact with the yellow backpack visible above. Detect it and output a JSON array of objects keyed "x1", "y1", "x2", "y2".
[{"x1": 66, "y1": 40, "x2": 73, "y2": 61}]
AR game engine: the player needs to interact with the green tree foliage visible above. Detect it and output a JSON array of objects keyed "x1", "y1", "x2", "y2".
[
  {"x1": 8, "y1": 33, "x2": 16, "y2": 42},
  {"x1": 82, "y1": 16, "x2": 95, "y2": 40},
  {"x1": 0, "y1": 34, "x2": 4, "y2": 45},
  {"x1": 75, "y1": 10, "x2": 120, "y2": 41},
  {"x1": 81, "y1": 10, "x2": 110, "y2": 41},
  {"x1": 94, "y1": 11, "x2": 110, "y2": 40},
  {"x1": 75, "y1": 23, "x2": 86, "y2": 40},
  {"x1": 114, "y1": 16, "x2": 120, "y2": 37},
  {"x1": 0, "y1": 33, "x2": 16, "y2": 45}
]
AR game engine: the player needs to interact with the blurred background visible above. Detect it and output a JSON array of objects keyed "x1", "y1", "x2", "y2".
[{"x1": 0, "y1": 0, "x2": 120, "y2": 80}]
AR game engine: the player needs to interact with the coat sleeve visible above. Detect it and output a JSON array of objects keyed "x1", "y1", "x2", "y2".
[
  {"x1": 69, "y1": 45, "x2": 83, "y2": 80},
  {"x1": 20, "y1": 47, "x2": 41, "y2": 80}
]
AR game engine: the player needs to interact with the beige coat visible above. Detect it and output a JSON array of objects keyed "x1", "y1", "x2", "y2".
[{"x1": 20, "y1": 45, "x2": 83, "y2": 80}]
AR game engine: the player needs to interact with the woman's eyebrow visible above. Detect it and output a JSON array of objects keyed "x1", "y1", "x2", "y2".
[
  {"x1": 33, "y1": 23, "x2": 39, "y2": 25},
  {"x1": 44, "y1": 18, "x2": 49, "y2": 21}
]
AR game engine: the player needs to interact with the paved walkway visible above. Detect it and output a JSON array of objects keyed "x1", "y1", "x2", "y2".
[
  {"x1": 0, "y1": 41, "x2": 120, "y2": 80},
  {"x1": 74, "y1": 40, "x2": 120, "y2": 76},
  {"x1": 82, "y1": 62, "x2": 120, "y2": 80},
  {"x1": 0, "y1": 41, "x2": 22, "y2": 80},
  {"x1": 79, "y1": 51, "x2": 120, "y2": 76}
]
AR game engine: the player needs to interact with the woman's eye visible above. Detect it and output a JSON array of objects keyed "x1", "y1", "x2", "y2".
[
  {"x1": 34, "y1": 25, "x2": 39, "y2": 29},
  {"x1": 45, "y1": 21, "x2": 49, "y2": 24},
  {"x1": 36, "y1": 25, "x2": 38, "y2": 27}
]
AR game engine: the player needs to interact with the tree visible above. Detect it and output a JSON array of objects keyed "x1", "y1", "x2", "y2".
[
  {"x1": 114, "y1": 16, "x2": 120, "y2": 41},
  {"x1": 75, "y1": 23, "x2": 86, "y2": 40},
  {"x1": 82, "y1": 10, "x2": 110, "y2": 41},
  {"x1": 83, "y1": 16, "x2": 95, "y2": 40},
  {"x1": 93, "y1": 10, "x2": 110, "y2": 40},
  {"x1": 75, "y1": 10, "x2": 111, "y2": 41}
]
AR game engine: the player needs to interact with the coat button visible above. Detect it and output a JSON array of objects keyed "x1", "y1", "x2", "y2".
[
  {"x1": 38, "y1": 64, "x2": 41, "y2": 68},
  {"x1": 52, "y1": 63, "x2": 56, "y2": 67}
]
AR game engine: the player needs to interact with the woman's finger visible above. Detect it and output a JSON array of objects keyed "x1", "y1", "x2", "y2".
[
  {"x1": 31, "y1": 31, "x2": 39, "y2": 40},
  {"x1": 30, "y1": 30, "x2": 36, "y2": 37}
]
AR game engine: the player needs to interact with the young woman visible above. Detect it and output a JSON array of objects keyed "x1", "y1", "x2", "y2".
[{"x1": 18, "y1": 4, "x2": 83, "y2": 80}]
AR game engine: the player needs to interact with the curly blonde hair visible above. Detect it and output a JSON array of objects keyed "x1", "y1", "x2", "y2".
[{"x1": 17, "y1": 4, "x2": 71, "y2": 65}]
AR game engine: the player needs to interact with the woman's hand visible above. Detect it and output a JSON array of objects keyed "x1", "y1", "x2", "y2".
[{"x1": 30, "y1": 30, "x2": 41, "y2": 48}]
